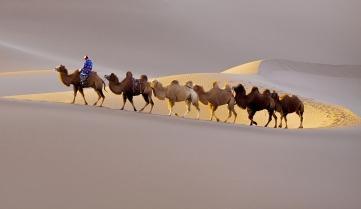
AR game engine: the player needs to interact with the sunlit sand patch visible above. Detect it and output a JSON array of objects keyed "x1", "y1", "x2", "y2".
[
  {"x1": 222, "y1": 60, "x2": 262, "y2": 74},
  {"x1": 5, "y1": 73, "x2": 360, "y2": 129},
  {"x1": 0, "y1": 69, "x2": 52, "y2": 77}
]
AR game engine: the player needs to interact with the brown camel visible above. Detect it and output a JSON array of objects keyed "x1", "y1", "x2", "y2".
[
  {"x1": 54, "y1": 65, "x2": 106, "y2": 106},
  {"x1": 193, "y1": 82, "x2": 237, "y2": 123},
  {"x1": 151, "y1": 80, "x2": 200, "y2": 119},
  {"x1": 104, "y1": 72, "x2": 154, "y2": 112},
  {"x1": 271, "y1": 91, "x2": 304, "y2": 129},
  {"x1": 233, "y1": 84, "x2": 277, "y2": 127}
]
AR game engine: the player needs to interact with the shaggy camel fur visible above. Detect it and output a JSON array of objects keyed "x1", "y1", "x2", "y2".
[
  {"x1": 151, "y1": 80, "x2": 200, "y2": 119},
  {"x1": 233, "y1": 84, "x2": 277, "y2": 127},
  {"x1": 193, "y1": 82, "x2": 237, "y2": 123},
  {"x1": 55, "y1": 65, "x2": 106, "y2": 106},
  {"x1": 271, "y1": 91, "x2": 304, "y2": 129},
  {"x1": 104, "y1": 72, "x2": 154, "y2": 112}
]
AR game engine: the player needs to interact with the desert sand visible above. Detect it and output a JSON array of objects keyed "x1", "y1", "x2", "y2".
[{"x1": 1, "y1": 1, "x2": 361, "y2": 209}]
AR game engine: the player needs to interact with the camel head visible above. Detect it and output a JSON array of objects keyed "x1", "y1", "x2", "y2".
[
  {"x1": 193, "y1": 85, "x2": 205, "y2": 94},
  {"x1": 104, "y1": 73, "x2": 119, "y2": 83},
  {"x1": 270, "y1": 90, "x2": 280, "y2": 102},
  {"x1": 140, "y1": 75, "x2": 148, "y2": 82},
  {"x1": 193, "y1": 84, "x2": 208, "y2": 105},
  {"x1": 54, "y1": 65, "x2": 68, "y2": 74},
  {"x1": 150, "y1": 80, "x2": 160, "y2": 89},
  {"x1": 185, "y1": 81, "x2": 193, "y2": 88},
  {"x1": 233, "y1": 83, "x2": 246, "y2": 96},
  {"x1": 126, "y1": 71, "x2": 133, "y2": 79}
]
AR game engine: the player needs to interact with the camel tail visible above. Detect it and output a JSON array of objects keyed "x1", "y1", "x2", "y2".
[{"x1": 102, "y1": 79, "x2": 108, "y2": 93}]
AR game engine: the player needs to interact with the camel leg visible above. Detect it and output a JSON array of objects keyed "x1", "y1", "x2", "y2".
[
  {"x1": 121, "y1": 94, "x2": 127, "y2": 110},
  {"x1": 193, "y1": 102, "x2": 200, "y2": 120},
  {"x1": 284, "y1": 114, "x2": 289, "y2": 129},
  {"x1": 265, "y1": 110, "x2": 273, "y2": 127},
  {"x1": 149, "y1": 96, "x2": 154, "y2": 114},
  {"x1": 71, "y1": 85, "x2": 78, "y2": 104},
  {"x1": 247, "y1": 109, "x2": 257, "y2": 126},
  {"x1": 209, "y1": 104, "x2": 214, "y2": 121},
  {"x1": 183, "y1": 100, "x2": 191, "y2": 118},
  {"x1": 212, "y1": 106, "x2": 220, "y2": 122},
  {"x1": 298, "y1": 111, "x2": 304, "y2": 129},
  {"x1": 168, "y1": 100, "x2": 175, "y2": 116},
  {"x1": 232, "y1": 108, "x2": 238, "y2": 124},
  {"x1": 99, "y1": 90, "x2": 105, "y2": 107},
  {"x1": 225, "y1": 102, "x2": 236, "y2": 123},
  {"x1": 278, "y1": 110, "x2": 284, "y2": 128},
  {"x1": 139, "y1": 94, "x2": 150, "y2": 112},
  {"x1": 128, "y1": 95, "x2": 137, "y2": 111},
  {"x1": 78, "y1": 88, "x2": 88, "y2": 105},
  {"x1": 224, "y1": 108, "x2": 232, "y2": 123},
  {"x1": 273, "y1": 112, "x2": 278, "y2": 128},
  {"x1": 93, "y1": 90, "x2": 102, "y2": 106}
]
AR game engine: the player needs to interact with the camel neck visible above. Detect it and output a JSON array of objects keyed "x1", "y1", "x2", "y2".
[
  {"x1": 198, "y1": 90, "x2": 209, "y2": 105},
  {"x1": 153, "y1": 84, "x2": 166, "y2": 100},
  {"x1": 109, "y1": 80, "x2": 125, "y2": 94},
  {"x1": 59, "y1": 72, "x2": 73, "y2": 86}
]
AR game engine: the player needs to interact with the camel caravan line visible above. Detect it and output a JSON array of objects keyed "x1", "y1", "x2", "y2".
[{"x1": 55, "y1": 65, "x2": 304, "y2": 129}]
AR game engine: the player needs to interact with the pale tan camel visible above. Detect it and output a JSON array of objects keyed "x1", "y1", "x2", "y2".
[
  {"x1": 193, "y1": 82, "x2": 237, "y2": 123},
  {"x1": 151, "y1": 80, "x2": 200, "y2": 119}
]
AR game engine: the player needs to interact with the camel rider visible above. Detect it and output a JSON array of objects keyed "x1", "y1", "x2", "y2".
[{"x1": 80, "y1": 55, "x2": 93, "y2": 86}]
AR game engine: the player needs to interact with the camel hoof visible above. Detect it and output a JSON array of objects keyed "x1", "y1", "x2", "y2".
[
  {"x1": 84, "y1": 103, "x2": 88, "y2": 105},
  {"x1": 175, "y1": 113, "x2": 179, "y2": 117},
  {"x1": 134, "y1": 109, "x2": 137, "y2": 112},
  {"x1": 279, "y1": 125, "x2": 282, "y2": 128},
  {"x1": 216, "y1": 119, "x2": 220, "y2": 122},
  {"x1": 285, "y1": 127, "x2": 288, "y2": 129},
  {"x1": 299, "y1": 126, "x2": 303, "y2": 129}
]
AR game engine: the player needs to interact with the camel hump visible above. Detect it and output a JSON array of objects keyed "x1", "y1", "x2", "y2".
[
  {"x1": 251, "y1": 86, "x2": 259, "y2": 93},
  {"x1": 212, "y1": 81, "x2": 219, "y2": 88},
  {"x1": 171, "y1": 80, "x2": 179, "y2": 85},
  {"x1": 140, "y1": 75, "x2": 148, "y2": 82},
  {"x1": 224, "y1": 84, "x2": 232, "y2": 92},
  {"x1": 263, "y1": 89, "x2": 271, "y2": 95}
]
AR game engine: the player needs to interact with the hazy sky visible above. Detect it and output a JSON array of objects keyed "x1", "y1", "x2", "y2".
[{"x1": 0, "y1": 0, "x2": 360, "y2": 74}]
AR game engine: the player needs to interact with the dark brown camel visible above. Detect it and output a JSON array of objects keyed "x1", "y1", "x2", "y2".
[
  {"x1": 104, "y1": 72, "x2": 154, "y2": 112},
  {"x1": 55, "y1": 65, "x2": 106, "y2": 106},
  {"x1": 271, "y1": 91, "x2": 304, "y2": 129},
  {"x1": 233, "y1": 84, "x2": 277, "y2": 127}
]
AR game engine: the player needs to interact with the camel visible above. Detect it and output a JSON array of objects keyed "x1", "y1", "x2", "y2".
[
  {"x1": 193, "y1": 82, "x2": 237, "y2": 123},
  {"x1": 271, "y1": 91, "x2": 304, "y2": 129},
  {"x1": 104, "y1": 72, "x2": 154, "y2": 112},
  {"x1": 151, "y1": 80, "x2": 200, "y2": 119},
  {"x1": 54, "y1": 65, "x2": 106, "y2": 106},
  {"x1": 233, "y1": 84, "x2": 277, "y2": 127}
]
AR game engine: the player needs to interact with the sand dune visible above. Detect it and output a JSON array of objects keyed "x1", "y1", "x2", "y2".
[
  {"x1": 4, "y1": 64, "x2": 360, "y2": 129},
  {"x1": 1, "y1": 1, "x2": 361, "y2": 208}
]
